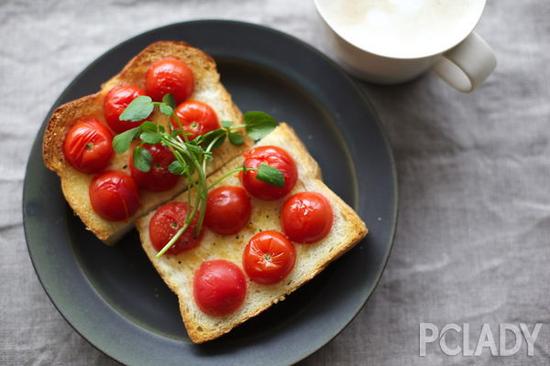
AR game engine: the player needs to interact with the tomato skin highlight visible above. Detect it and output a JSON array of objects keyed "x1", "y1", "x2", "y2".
[
  {"x1": 172, "y1": 100, "x2": 220, "y2": 141},
  {"x1": 241, "y1": 146, "x2": 298, "y2": 201},
  {"x1": 89, "y1": 171, "x2": 140, "y2": 221},
  {"x1": 130, "y1": 143, "x2": 179, "y2": 192},
  {"x1": 103, "y1": 85, "x2": 148, "y2": 133},
  {"x1": 281, "y1": 192, "x2": 333, "y2": 243},
  {"x1": 145, "y1": 57, "x2": 195, "y2": 104},
  {"x1": 205, "y1": 186, "x2": 251, "y2": 235},
  {"x1": 243, "y1": 230, "x2": 296, "y2": 285},
  {"x1": 63, "y1": 117, "x2": 114, "y2": 174},
  {"x1": 149, "y1": 201, "x2": 203, "y2": 255},
  {"x1": 193, "y1": 259, "x2": 247, "y2": 317}
]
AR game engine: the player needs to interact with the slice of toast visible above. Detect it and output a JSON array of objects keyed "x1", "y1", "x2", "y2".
[
  {"x1": 42, "y1": 41, "x2": 247, "y2": 244},
  {"x1": 136, "y1": 123, "x2": 368, "y2": 343}
]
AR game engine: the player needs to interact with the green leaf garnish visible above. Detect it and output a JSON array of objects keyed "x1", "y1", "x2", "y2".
[
  {"x1": 113, "y1": 101, "x2": 281, "y2": 258},
  {"x1": 256, "y1": 163, "x2": 285, "y2": 187},
  {"x1": 168, "y1": 160, "x2": 187, "y2": 175},
  {"x1": 140, "y1": 131, "x2": 162, "y2": 144},
  {"x1": 112, "y1": 127, "x2": 140, "y2": 153},
  {"x1": 159, "y1": 103, "x2": 173, "y2": 116},
  {"x1": 199, "y1": 129, "x2": 227, "y2": 149},
  {"x1": 162, "y1": 94, "x2": 176, "y2": 108},
  {"x1": 120, "y1": 96, "x2": 154, "y2": 122},
  {"x1": 228, "y1": 131, "x2": 244, "y2": 145},
  {"x1": 140, "y1": 121, "x2": 158, "y2": 132},
  {"x1": 133, "y1": 145, "x2": 152, "y2": 172},
  {"x1": 186, "y1": 142, "x2": 207, "y2": 155},
  {"x1": 244, "y1": 111, "x2": 277, "y2": 140}
]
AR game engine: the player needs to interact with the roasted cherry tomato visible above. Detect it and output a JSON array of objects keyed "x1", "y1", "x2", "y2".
[
  {"x1": 242, "y1": 230, "x2": 296, "y2": 284},
  {"x1": 241, "y1": 146, "x2": 298, "y2": 201},
  {"x1": 281, "y1": 192, "x2": 333, "y2": 243},
  {"x1": 172, "y1": 100, "x2": 219, "y2": 141},
  {"x1": 145, "y1": 57, "x2": 195, "y2": 103},
  {"x1": 205, "y1": 186, "x2": 251, "y2": 235},
  {"x1": 193, "y1": 259, "x2": 247, "y2": 316},
  {"x1": 103, "y1": 85, "x2": 148, "y2": 133},
  {"x1": 149, "y1": 201, "x2": 203, "y2": 255},
  {"x1": 130, "y1": 143, "x2": 179, "y2": 192},
  {"x1": 89, "y1": 171, "x2": 140, "y2": 221},
  {"x1": 63, "y1": 117, "x2": 113, "y2": 174}
]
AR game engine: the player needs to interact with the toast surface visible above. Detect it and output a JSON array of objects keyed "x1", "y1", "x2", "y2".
[
  {"x1": 136, "y1": 123, "x2": 368, "y2": 343},
  {"x1": 42, "y1": 41, "x2": 246, "y2": 243}
]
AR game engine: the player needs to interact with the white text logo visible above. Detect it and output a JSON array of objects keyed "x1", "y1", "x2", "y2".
[{"x1": 419, "y1": 323, "x2": 543, "y2": 357}]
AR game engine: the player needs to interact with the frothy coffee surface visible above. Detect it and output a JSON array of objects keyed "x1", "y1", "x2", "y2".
[{"x1": 318, "y1": 0, "x2": 485, "y2": 58}]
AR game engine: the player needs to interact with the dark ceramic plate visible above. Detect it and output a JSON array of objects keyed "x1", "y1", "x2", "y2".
[{"x1": 23, "y1": 20, "x2": 397, "y2": 366}]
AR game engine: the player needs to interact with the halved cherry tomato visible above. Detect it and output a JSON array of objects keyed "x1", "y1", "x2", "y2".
[
  {"x1": 281, "y1": 192, "x2": 333, "y2": 243},
  {"x1": 130, "y1": 143, "x2": 179, "y2": 192},
  {"x1": 193, "y1": 259, "x2": 247, "y2": 316},
  {"x1": 241, "y1": 146, "x2": 298, "y2": 201},
  {"x1": 242, "y1": 230, "x2": 296, "y2": 285},
  {"x1": 149, "y1": 201, "x2": 203, "y2": 255},
  {"x1": 89, "y1": 171, "x2": 140, "y2": 221},
  {"x1": 103, "y1": 85, "x2": 149, "y2": 133},
  {"x1": 145, "y1": 57, "x2": 194, "y2": 103},
  {"x1": 63, "y1": 117, "x2": 114, "y2": 174},
  {"x1": 171, "y1": 100, "x2": 219, "y2": 141},
  {"x1": 205, "y1": 186, "x2": 251, "y2": 235}
]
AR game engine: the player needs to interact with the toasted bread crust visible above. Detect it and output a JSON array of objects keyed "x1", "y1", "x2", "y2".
[
  {"x1": 43, "y1": 94, "x2": 102, "y2": 173},
  {"x1": 137, "y1": 123, "x2": 368, "y2": 343},
  {"x1": 42, "y1": 41, "x2": 246, "y2": 243}
]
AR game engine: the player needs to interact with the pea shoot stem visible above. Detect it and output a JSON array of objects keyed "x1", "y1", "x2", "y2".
[
  {"x1": 155, "y1": 211, "x2": 194, "y2": 257},
  {"x1": 206, "y1": 167, "x2": 252, "y2": 190},
  {"x1": 155, "y1": 133, "x2": 225, "y2": 258}
]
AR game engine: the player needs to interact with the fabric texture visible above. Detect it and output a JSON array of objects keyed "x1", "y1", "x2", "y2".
[{"x1": 1, "y1": 0, "x2": 549, "y2": 364}]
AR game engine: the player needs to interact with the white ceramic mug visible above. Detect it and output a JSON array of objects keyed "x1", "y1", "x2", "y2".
[{"x1": 314, "y1": 0, "x2": 497, "y2": 92}]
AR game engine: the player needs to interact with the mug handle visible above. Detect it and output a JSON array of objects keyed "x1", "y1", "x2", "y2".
[{"x1": 432, "y1": 32, "x2": 497, "y2": 93}]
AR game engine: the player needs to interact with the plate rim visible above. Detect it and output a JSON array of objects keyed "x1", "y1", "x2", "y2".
[{"x1": 23, "y1": 19, "x2": 398, "y2": 365}]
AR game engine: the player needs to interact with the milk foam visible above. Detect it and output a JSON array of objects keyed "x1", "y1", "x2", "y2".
[{"x1": 318, "y1": 0, "x2": 485, "y2": 58}]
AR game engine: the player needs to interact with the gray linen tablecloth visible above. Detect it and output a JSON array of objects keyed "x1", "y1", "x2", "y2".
[{"x1": 1, "y1": 0, "x2": 549, "y2": 365}]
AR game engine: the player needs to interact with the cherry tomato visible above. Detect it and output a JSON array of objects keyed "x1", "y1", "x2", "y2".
[
  {"x1": 281, "y1": 192, "x2": 333, "y2": 243},
  {"x1": 205, "y1": 186, "x2": 251, "y2": 235},
  {"x1": 241, "y1": 146, "x2": 298, "y2": 201},
  {"x1": 63, "y1": 117, "x2": 114, "y2": 174},
  {"x1": 103, "y1": 85, "x2": 148, "y2": 133},
  {"x1": 145, "y1": 57, "x2": 194, "y2": 103},
  {"x1": 242, "y1": 230, "x2": 296, "y2": 284},
  {"x1": 149, "y1": 201, "x2": 203, "y2": 255},
  {"x1": 130, "y1": 144, "x2": 179, "y2": 192},
  {"x1": 193, "y1": 259, "x2": 247, "y2": 316},
  {"x1": 89, "y1": 171, "x2": 140, "y2": 221},
  {"x1": 172, "y1": 100, "x2": 219, "y2": 141}
]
